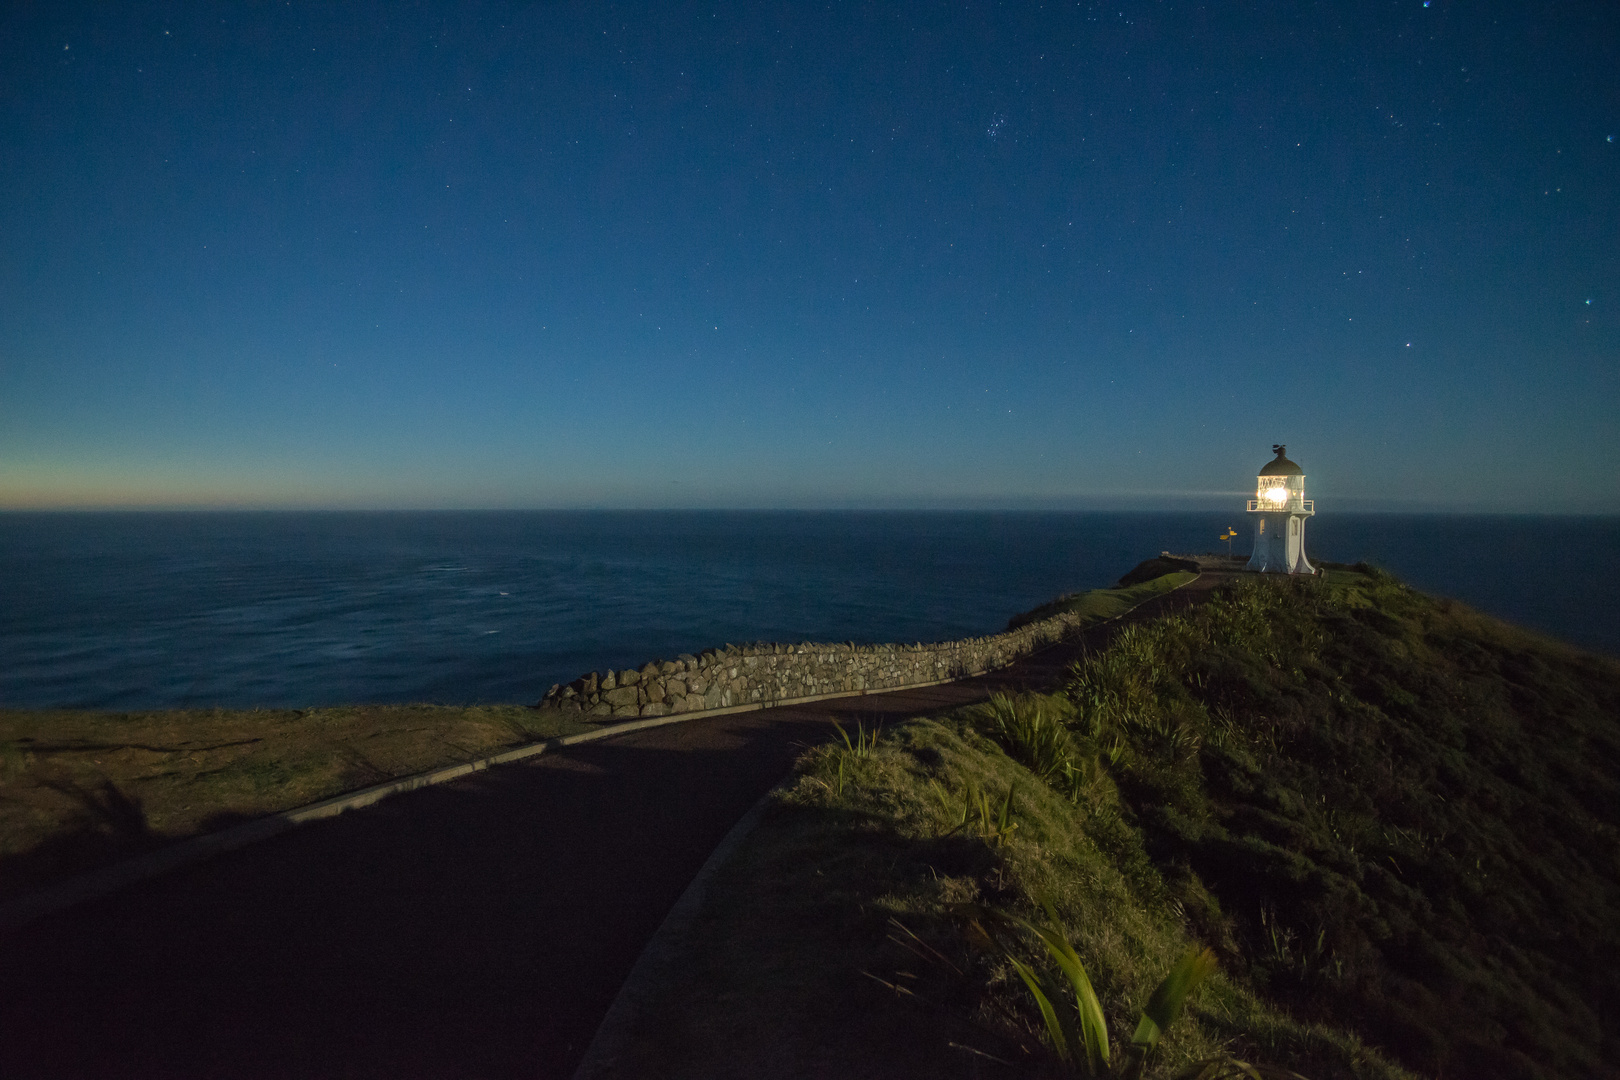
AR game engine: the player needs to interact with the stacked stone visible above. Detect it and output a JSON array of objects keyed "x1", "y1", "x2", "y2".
[{"x1": 536, "y1": 605, "x2": 1093, "y2": 720}]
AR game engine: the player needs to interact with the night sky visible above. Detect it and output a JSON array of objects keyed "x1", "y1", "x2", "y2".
[{"x1": 2, "y1": 2, "x2": 1616, "y2": 511}]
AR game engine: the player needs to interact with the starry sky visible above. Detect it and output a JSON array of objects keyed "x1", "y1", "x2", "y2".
[{"x1": 2, "y1": 1, "x2": 1616, "y2": 511}]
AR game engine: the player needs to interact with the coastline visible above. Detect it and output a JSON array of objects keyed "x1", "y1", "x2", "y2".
[{"x1": 0, "y1": 571, "x2": 1197, "y2": 930}]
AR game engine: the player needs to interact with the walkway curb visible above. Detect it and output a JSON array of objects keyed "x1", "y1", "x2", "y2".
[{"x1": 569, "y1": 787, "x2": 777, "y2": 1080}]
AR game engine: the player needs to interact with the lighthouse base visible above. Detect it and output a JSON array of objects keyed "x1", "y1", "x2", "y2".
[{"x1": 1246, "y1": 512, "x2": 1315, "y2": 575}]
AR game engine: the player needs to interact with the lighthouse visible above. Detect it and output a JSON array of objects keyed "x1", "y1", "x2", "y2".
[{"x1": 1246, "y1": 445, "x2": 1315, "y2": 574}]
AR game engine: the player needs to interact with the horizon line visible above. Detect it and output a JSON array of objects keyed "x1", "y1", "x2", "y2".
[{"x1": 3, "y1": 504, "x2": 1616, "y2": 517}]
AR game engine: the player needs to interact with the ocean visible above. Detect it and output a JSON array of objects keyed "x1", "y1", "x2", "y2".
[{"x1": 2, "y1": 511, "x2": 1615, "y2": 710}]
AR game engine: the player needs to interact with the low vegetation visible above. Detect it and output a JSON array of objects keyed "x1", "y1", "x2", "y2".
[
  {"x1": 1006, "y1": 571, "x2": 1199, "y2": 631},
  {"x1": 0, "y1": 703, "x2": 591, "y2": 903},
  {"x1": 601, "y1": 568, "x2": 1620, "y2": 1080}
]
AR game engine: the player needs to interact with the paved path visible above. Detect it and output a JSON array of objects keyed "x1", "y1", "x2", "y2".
[{"x1": 0, "y1": 576, "x2": 1221, "y2": 1079}]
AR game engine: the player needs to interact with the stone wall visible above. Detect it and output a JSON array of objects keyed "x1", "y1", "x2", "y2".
[{"x1": 535, "y1": 605, "x2": 1108, "y2": 720}]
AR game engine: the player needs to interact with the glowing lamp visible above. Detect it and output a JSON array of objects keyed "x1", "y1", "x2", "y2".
[{"x1": 1245, "y1": 444, "x2": 1315, "y2": 575}]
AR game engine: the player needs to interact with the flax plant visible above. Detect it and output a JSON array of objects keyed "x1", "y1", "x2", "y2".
[
  {"x1": 968, "y1": 900, "x2": 1304, "y2": 1079},
  {"x1": 832, "y1": 719, "x2": 881, "y2": 758},
  {"x1": 973, "y1": 695, "x2": 1081, "y2": 788},
  {"x1": 933, "y1": 779, "x2": 1020, "y2": 847}
]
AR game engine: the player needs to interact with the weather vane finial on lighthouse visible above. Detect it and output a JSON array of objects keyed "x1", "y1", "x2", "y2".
[{"x1": 1273, "y1": 444, "x2": 1286, "y2": 457}]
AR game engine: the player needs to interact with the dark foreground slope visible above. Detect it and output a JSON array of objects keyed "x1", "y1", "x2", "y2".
[
  {"x1": 597, "y1": 568, "x2": 1620, "y2": 1080},
  {"x1": 1091, "y1": 567, "x2": 1620, "y2": 1078}
]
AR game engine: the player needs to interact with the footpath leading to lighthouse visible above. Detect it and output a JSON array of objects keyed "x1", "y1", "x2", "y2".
[{"x1": 0, "y1": 572, "x2": 1224, "y2": 1080}]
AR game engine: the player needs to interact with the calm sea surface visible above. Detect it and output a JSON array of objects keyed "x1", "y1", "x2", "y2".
[{"x1": 2, "y1": 511, "x2": 1615, "y2": 710}]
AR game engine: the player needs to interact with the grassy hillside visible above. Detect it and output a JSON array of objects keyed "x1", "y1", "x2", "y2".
[
  {"x1": 603, "y1": 569, "x2": 1620, "y2": 1079},
  {"x1": 1005, "y1": 568, "x2": 1198, "y2": 630},
  {"x1": 1088, "y1": 568, "x2": 1620, "y2": 1079}
]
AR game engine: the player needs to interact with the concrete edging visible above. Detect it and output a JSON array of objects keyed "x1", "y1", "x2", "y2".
[
  {"x1": 569, "y1": 786, "x2": 777, "y2": 1080},
  {"x1": 0, "y1": 573, "x2": 1199, "y2": 934}
]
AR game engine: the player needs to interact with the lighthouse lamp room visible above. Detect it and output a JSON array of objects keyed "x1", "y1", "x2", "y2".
[{"x1": 1246, "y1": 444, "x2": 1316, "y2": 575}]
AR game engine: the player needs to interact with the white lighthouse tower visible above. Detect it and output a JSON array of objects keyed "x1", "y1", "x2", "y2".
[{"x1": 1246, "y1": 445, "x2": 1315, "y2": 574}]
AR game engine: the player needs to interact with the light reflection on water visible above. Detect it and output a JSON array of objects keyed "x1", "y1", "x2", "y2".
[{"x1": 1, "y1": 511, "x2": 1615, "y2": 709}]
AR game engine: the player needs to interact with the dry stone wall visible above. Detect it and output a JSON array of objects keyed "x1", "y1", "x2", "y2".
[{"x1": 535, "y1": 605, "x2": 1107, "y2": 720}]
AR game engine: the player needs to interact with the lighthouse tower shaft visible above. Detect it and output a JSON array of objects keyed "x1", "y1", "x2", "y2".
[{"x1": 1245, "y1": 448, "x2": 1315, "y2": 575}]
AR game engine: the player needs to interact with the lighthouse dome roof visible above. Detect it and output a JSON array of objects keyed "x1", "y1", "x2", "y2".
[{"x1": 1258, "y1": 445, "x2": 1304, "y2": 476}]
